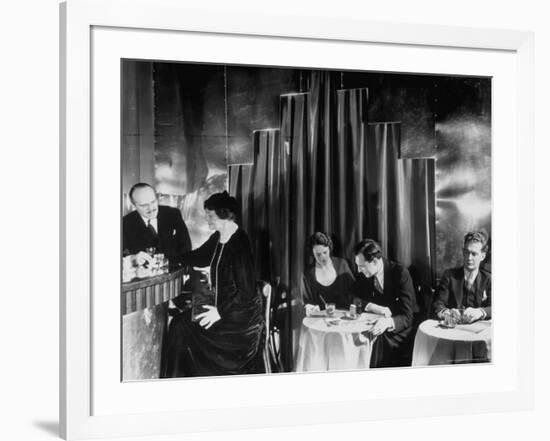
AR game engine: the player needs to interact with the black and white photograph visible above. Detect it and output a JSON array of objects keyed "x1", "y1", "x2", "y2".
[
  {"x1": 121, "y1": 60, "x2": 492, "y2": 381},
  {"x1": 5, "y1": 0, "x2": 549, "y2": 439}
]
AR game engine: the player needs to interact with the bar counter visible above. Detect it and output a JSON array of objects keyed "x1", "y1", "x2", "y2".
[
  {"x1": 122, "y1": 267, "x2": 187, "y2": 380},
  {"x1": 122, "y1": 267, "x2": 186, "y2": 315}
]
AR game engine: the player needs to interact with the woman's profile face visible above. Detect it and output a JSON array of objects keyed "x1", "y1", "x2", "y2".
[
  {"x1": 205, "y1": 209, "x2": 223, "y2": 231},
  {"x1": 312, "y1": 245, "x2": 331, "y2": 266}
]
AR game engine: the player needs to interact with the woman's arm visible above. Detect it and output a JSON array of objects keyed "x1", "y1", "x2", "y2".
[
  {"x1": 178, "y1": 232, "x2": 219, "y2": 268},
  {"x1": 301, "y1": 269, "x2": 320, "y2": 307}
]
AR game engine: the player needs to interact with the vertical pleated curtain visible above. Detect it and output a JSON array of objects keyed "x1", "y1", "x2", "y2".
[
  {"x1": 228, "y1": 130, "x2": 289, "y2": 286},
  {"x1": 367, "y1": 123, "x2": 436, "y2": 288},
  {"x1": 229, "y1": 128, "x2": 294, "y2": 367},
  {"x1": 230, "y1": 72, "x2": 436, "y2": 369},
  {"x1": 228, "y1": 163, "x2": 253, "y2": 234},
  {"x1": 335, "y1": 88, "x2": 370, "y2": 259}
]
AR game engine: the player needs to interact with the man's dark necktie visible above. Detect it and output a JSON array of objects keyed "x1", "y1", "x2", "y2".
[{"x1": 147, "y1": 220, "x2": 158, "y2": 239}]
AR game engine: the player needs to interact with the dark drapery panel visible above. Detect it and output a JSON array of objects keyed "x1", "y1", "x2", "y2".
[
  {"x1": 252, "y1": 129, "x2": 285, "y2": 284},
  {"x1": 263, "y1": 130, "x2": 290, "y2": 290},
  {"x1": 367, "y1": 122, "x2": 435, "y2": 287},
  {"x1": 307, "y1": 71, "x2": 340, "y2": 234},
  {"x1": 229, "y1": 130, "x2": 288, "y2": 287},
  {"x1": 228, "y1": 164, "x2": 253, "y2": 235},
  {"x1": 334, "y1": 88, "x2": 370, "y2": 258},
  {"x1": 229, "y1": 128, "x2": 294, "y2": 369},
  {"x1": 281, "y1": 94, "x2": 309, "y2": 306},
  {"x1": 368, "y1": 123, "x2": 410, "y2": 263},
  {"x1": 231, "y1": 81, "x2": 435, "y2": 370},
  {"x1": 280, "y1": 94, "x2": 309, "y2": 367},
  {"x1": 409, "y1": 158, "x2": 436, "y2": 286}
]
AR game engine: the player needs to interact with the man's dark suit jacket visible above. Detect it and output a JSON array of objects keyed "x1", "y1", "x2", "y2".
[
  {"x1": 432, "y1": 266, "x2": 491, "y2": 319},
  {"x1": 352, "y1": 259, "x2": 415, "y2": 367},
  {"x1": 122, "y1": 205, "x2": 191, "y2": 264},
  {"x1": 352, "y1": 259, "x2": 415, "y2": 338}
]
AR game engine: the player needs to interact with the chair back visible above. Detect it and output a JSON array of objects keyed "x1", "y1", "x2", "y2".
[{"x1": 260, "y1": 282, "x2": 272, "y2": 373}]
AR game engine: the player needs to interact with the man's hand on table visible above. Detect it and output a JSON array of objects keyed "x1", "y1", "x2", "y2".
[
  {"x1": 364, "y1": 302, "x2": 392, "y2": 318},
  {"x1": 462, "y1": 307, "x2": 485, "y2": 323},
  {"x1": 305, "y1": 304, "x2": 321, "y2": 316},
  {"x1": 367, "y1": 317, "x2": 394, "y2": 338}
]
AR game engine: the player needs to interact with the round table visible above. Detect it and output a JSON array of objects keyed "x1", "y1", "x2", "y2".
[
  {"x1": 294, "y1": 311, "x2": 380, "y2": 372},
  {"x1": 412, "y1": 319, "x2": 492, "y2": 366}
]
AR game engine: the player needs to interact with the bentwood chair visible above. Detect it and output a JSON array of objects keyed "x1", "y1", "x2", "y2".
[{"x1": 257, "y1": 280, "x2": 283, "y2": 373}]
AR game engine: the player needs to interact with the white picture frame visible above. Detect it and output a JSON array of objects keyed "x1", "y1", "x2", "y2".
[{"x1": 60, "y1": 0, "x2": 534, "y2": 439}]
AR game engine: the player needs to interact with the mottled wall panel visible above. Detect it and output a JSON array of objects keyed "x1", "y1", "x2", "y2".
[
  {"x1": 226, "y1": 66, "x2": 301, "y2": 164},
  {"x1": 342, "y1": 72, "x2": 436, "y2": 158},
  {"x1": 434, "y1": 77, "x2": 491, "y2": 274},
  {"x1": 153, "y1": 63, "x2": 226, "y2": 246},
  {"x1": 121, "y1": 60, "x2": 155, "y2": 193},
  {"x1": 153, "y1": 63, "x2": 220, "y2": 195}
]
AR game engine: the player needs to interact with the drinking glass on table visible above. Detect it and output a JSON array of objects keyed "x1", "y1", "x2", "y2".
[
  {"x1": 142, "y1": 247, "x2": 156, "y2": 269},
  {"x1": 153, "y1": 253, "x2": 164, "y2": 270},
  {"x1": 457, "y1": 307, "x2": 466, "y2": 324},
  {"x1": 326, "y1": 303, "x2": 336, "y2": 317},
  {"x1": 161, "y1": 255, "x2": 169, "y2": 273}
]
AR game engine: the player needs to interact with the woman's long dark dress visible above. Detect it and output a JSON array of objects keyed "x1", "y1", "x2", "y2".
[{"x1": 161, "y1": 228, "x2": 264, "y2": 377}]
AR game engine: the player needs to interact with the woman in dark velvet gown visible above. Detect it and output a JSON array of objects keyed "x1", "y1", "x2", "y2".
[
  {"x1": 302, "y1": 232, "x2": 356, "y2": 311},
  {"x1": 161, "y1": 192, "x2": 264, "y2": 377}
]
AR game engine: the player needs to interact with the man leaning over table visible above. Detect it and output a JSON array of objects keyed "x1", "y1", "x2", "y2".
[
  {"x1": 432, "y1": 231, "x2": 492, "y2": 323},
  {"x1": 122, "y1": 182, "x2": 192, "y2": 267},
  {"x1": 352, "y1": 239, "x2": 415, "y2": 368}
]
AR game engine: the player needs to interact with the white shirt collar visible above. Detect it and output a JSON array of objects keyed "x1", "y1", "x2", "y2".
[
  {"x1": 464, "y1": 267, "x2": 479, "y2": 284},
  {"x1": 374, "y1": 261, "x2": 384, "y2": 289},
  {"x1": 141, "y1": 215, "x2": 158, "y2": 231}
]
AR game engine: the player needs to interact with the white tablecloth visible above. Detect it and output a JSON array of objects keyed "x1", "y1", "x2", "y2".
[
  {"x1": 412, "y1": 319, "x2": 492, "y2": 366},
  {"x1": 294, "y1": 311, "x2": 380, "y2": 372}
]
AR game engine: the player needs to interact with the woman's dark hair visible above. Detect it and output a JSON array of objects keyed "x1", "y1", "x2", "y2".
[
  {"x1": 353, "y1": 238, "x2": 383, "y2": 262},
  {"x1": 204, "y1": 191, "x2": 238, "y2": 220},
  {"x1": 308, "y1": 232, "x2": 333, "y2": 253}
]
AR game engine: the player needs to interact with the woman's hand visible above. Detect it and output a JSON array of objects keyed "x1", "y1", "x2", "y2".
[{"x1": 195, "y1": 305, "x2": 221, "y2": 329}]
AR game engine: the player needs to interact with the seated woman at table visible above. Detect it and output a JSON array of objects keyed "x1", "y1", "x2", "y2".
[
  {"x1": 161, "y1": 191, "x2": 264, "y2": 377},
  {"x1": 301, "y1": 232, "x2": 356, "y2": 312}
]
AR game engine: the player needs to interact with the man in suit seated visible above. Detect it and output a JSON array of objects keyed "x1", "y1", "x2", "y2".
[
  {"x1": 433, "y1": 231, "x2": 491, "y2": 323},
  {"x1": 352, "y1": 239, "x2": 415, "y2": 368},
  {"x1": 123, "y1": 182, "x2": 192, "y2": 267}
]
